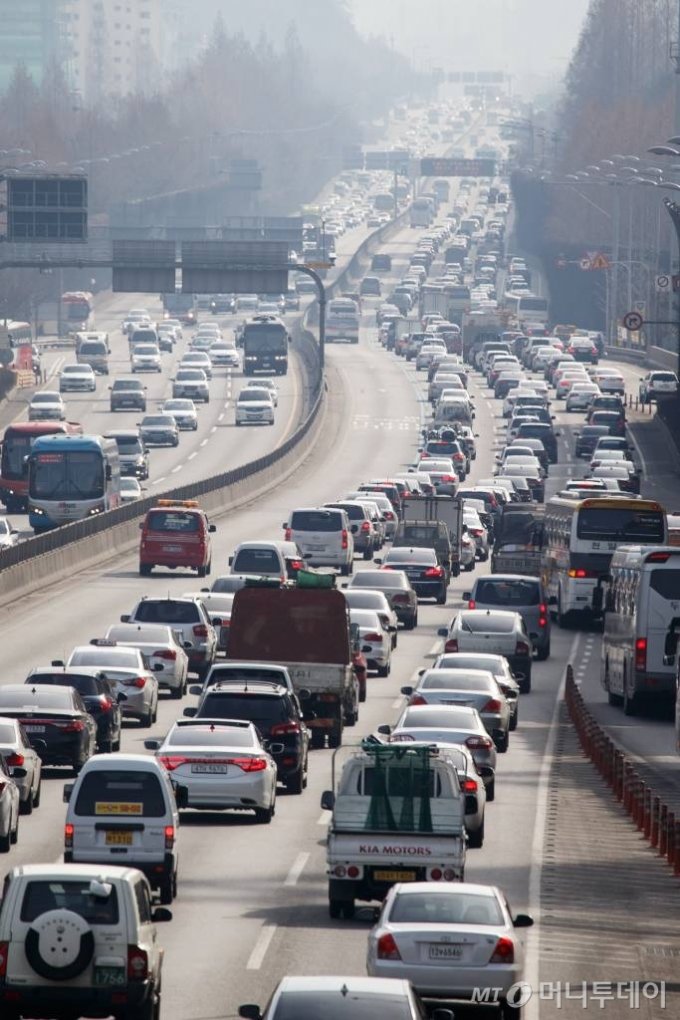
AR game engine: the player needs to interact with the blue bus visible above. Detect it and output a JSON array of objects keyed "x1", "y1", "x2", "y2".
[{"x1": 28, "y1": 434, "x2": 121, "y2": 533}]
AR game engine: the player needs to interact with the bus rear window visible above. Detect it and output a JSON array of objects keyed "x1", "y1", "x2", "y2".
[{"x1": 577, "y1": 509, "x2": 665, "y2": 543}]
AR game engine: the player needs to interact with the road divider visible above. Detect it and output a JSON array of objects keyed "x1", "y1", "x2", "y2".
[{"x1": 565, "y1": 666, "x2": 680, "y2": 878}]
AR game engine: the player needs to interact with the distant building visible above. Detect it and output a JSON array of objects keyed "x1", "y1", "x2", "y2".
[
  {"x1": 0, "y1": 0, "x2": 67, "y2": 92},
  {"x1": 62, "y1": 0, "x2": 165, "y2": 104}
]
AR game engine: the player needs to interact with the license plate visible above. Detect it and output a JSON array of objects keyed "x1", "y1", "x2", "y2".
[
  {"x1": 429, "y1": 944, "x2": 463, "y2": 960},
  {"x1": 191, "y1": 764, "x2": 227, "y2": 774},
  {"x1": 24, "y1": 725, "x2": 46, "y2": 733},
  {"x1": 94, "y1": 966, "x2": 126, "y2": 986},
  {"x1": 373, "y1": 870, "x2": 417, "y2": 882},
  {"x1": 105, "y1": 831, "x2": 133, "y2": 846},
  {"x1": 163, "y1": 544, "x2": 183, "y2": 553},
  {"x1": 443, "y1": 699, "x2": 472, "y2": 706}
]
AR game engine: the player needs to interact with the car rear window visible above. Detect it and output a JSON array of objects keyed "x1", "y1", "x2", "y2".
[
  {"x1": 133, "y1": 601, "x2": 200, "y2": 624},
  {"x1": 421, "y1": 671, "x2": 494, "y2": 691},
  {"x1": 270, "y1": 992, "x2": 413, "y2": 1020},
  {"x1": 74, "y1": 770, "x2": 166, "y2": 817},
  {"x1": 21, "y1": 881, "x2": 119, "y2": 925},
  {"x1": 198, "y1": 693, "x2": 289, "y2": 727},
  {"x1": 474, "y1": 579, "x2": 540, "y2": 606},
  {"x1": 232, "y1": 549, "x2": 281, "y2": 573},
  {"x1": 401, "y1": 706, "x2": 474, "y2": 728},
  {"x1": 71, "y1": 649, "x2": 140, "y2": 668},
  {"x1": 459, "y1": 612, "x2": 516, "y2": 632},
  {"x1": 290, "y1": 510, "x2": 343, "y2": 531},
  {"x1": 166, "y1": 725, "x2": 255, "y2": 747},
  {"x1": 29, "y1": 673, "x2": 101, "y2": 696},
  {"x1": 0, "y1": 688, "x2": 73, "y2": 709},
  {"x1": 146, "y1": 510, "x2": 200, "y2": 533},
  {"x1": 389, "y1": 890, "x2": 503, "y2": 925},
  {"x1": 0, "y1": 721, "x2": 16, "y2": 741}
]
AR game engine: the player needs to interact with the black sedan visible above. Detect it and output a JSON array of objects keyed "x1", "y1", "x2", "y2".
[
  {"x1": 574, "y1": 425, "x2": 611, "y2": 458},
  {"x1": 378, "y1": 546, "x2": 448, "y2": 604},
  {"x1": 25, "y1": 669, "x2": 124, "y2": 754},
  {"x1": 0, "y1": 684, "x2": 97, "y2": 774}
]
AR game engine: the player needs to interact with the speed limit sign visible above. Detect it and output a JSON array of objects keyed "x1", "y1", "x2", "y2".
[{"x1": 623, "y1": 311, "x2": 643, "y2": 332}]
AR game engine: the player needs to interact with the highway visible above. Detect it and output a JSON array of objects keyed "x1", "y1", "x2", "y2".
[{"x1": 1, "y1": 111, "x2": 679, "y2": 1020}]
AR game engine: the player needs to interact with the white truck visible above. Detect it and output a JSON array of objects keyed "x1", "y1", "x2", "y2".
[{"x1": 321, "y1": 743, "x2": 467, "y2": 919}]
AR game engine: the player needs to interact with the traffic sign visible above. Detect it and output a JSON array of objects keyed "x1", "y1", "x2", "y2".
[
  {"x1": 590, "y1": 253, "x2": 610, "y2": 270},
  {"x1": 656, "y1": 274, "x2": 671, "y2": 292},
  {"x1": 579, "y1": 257, "x2": 591, "y2": 270},
  {"x1": 622, "y1": 311, "x2": 643, "y2": 332},
  {"x1": 419, "y1": 157, "x2": 496, "y2": 177},
  {"x1": 304, "y1": 261, "x2": 332, "y2": 270},
  {"x1": 6, "y1": 173, "x2": 88, "y2": 242},
  {"x1": 673, "y1": 274, "x2": 680, "y2": 292}
]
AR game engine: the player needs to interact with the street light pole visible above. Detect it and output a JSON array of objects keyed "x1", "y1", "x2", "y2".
[
  {"x1": 662, "y1": 197, "x2": 680, "y2": 377},
  {"x1": 610, "y1": 186, "x2": 621, "y2": 345}
]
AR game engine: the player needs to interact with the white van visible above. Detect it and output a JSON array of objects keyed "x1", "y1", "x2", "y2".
[
  {"x1": 285, "y1": 507, "x2": 354, "y2": 575},
  {"x1": 326, "y1": 299, "x2": 360, "y2": 344},
  {"x1": 601, "y1": 545, "x2": 680, "y2": 715},
  {"x1": 63, "y1": 754, "x2": 182, "y2": 903}
]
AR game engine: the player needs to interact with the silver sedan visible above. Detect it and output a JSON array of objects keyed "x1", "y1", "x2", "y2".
[
  {"x1": 367, "y1": 882, "x2": 533, "y2": 1009},
  {"x1": 0, "y1": 717, "x2": 42, "y2": 814},
  {"x1": 162, "y1": 398, "x2": 199, "y2": 431},
  {"x1": 65, "y1": 646, "x2": 159, "y2": 727},
  {"x1": 401, "y1": 669, "x2": 511, "y2": 752}
]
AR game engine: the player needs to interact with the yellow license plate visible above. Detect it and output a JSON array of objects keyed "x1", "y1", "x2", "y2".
[
  {"x1": 374, "y1": 870, "x2": 417, "y2": 882},
  {"x1": 105, "y1": 831, "x2": 133, "y2": 846}
]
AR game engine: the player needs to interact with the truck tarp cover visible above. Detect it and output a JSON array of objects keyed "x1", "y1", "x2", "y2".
[
  {"x1": 496, "y1": 507, "x2": 544, "y2": 548},
  {"x1": 227, "y1": 588, "x2": 351, "y2": 665}
]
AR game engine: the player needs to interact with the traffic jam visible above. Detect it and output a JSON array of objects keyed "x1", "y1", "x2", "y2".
[{"x1": 0, "y1": 97, "x2": 677, "y2": 1020}]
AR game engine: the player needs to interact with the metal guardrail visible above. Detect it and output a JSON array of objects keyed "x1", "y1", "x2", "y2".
[{"x1": 565, "y1": 666, "x2": 680, "y2": 877}]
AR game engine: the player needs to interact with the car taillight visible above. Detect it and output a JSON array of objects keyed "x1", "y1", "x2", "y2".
[
  {"x1": 444, "y1": 639, "x2": 458, "y2": 652},
  {"x1": 341, "y1": 529, "x2": 348, "y2": 549},
  {"x1": 539, "y1": 603, "x2": 547, "y2": 614},
  {"x1": 364, "y1": 632, "x2": 382, "y2": 642},
  {"x1": 126, "y1": 677, "x2": 147, "y2": 689},
  {"x1": 127, "y1": 945, "x2": 149, "y2": 982},
  {"x1": 284, "y1": 527, "x2": 292, "y2": 541},
  {"x1": 567, "y1": 568, "x2": 596, "y2": 578},
  {"x1": 159, "y1": 756, "x2": 187, "y2": 771},
  {"x1": 490, "y1": 936, "x2": 515, "y2": 963},
  {"x1": 515, "y1": 642, "x2": 530, "y2": 656},
  {"x1": 59, "y1": 721, "x2": 85, "y2": 732},
  {"x1": 635, "y1": 637, "x2": 647, "y2": 672},
  {"x1": 467, "y1": 600, "x2": 476, "y2": 609},
  {"x1": 466, "y1": 735, "x2": 494, "y2": 750},
  {"x1": 64, "y1": 823, "x2": 74, "y2": 848},
  {"x1": 289, "y1": 560, "x2": 303, "y2": 571},
  {"x1": 409, "y1": 694, "x2": 428, "y2": 706},
  {"x1": 453, "y1": 453, "x2": 464, "y2": 462},
  {"x1": 461, "y1": 778, "x2": 478, "y2": 792},
  {"x1": 377, "y1": 933, "x2": 402, "y2": 960},
  {"x1": 0, "y1": 940, "x2": 8, "y2": 978},
  {"x1": 384, "y1": 510, "x2": 395, "y2": 520},
  {"x1": 440, "y1": 474, "x2": 456, "y2": 483},
  {"x1": 164, "y1": 824, "x2": 175, "y2": 849},
  {"x1": 98, "y1": 695, "x2": 114, "y2": 712},
  {"x1": 228, "y1": 757, "x2": 268, "y2": 772},
  {"x1": 482, "y1": 698, "x2": 502, "y2": 712},
  {"x1": 193, "y1": 624, "x2": 209, "y2": 638},
  {"x1": 270, "y1": 722, "x2": 301, "y2": 736},
  {"x1": 4, "y1": 752, "x2": 24, "y2": 767},
  {"x1": 539, "y1": 616, "x2": 547, "y2": 628},
  {"x1": 392, "y1": 593, "x2": 409, "y2": 603},
  {"x1": 424, "y1": 566, "x2": 444, "y2": 577},
  {"x1": 360, "y1": 521, "x2": 371, "y2": 531},
  {"x1": 155, "y1": 649, "x2": 177, "y2": 661}
]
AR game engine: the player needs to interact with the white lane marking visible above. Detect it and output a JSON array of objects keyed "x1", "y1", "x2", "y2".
[
  {"x1": 246, "y1": 924, "x2": 277, "y2": 970},
  {"x1": 525, "y1": 631, "x2": 581, "y2": 1020},
  {"x1": 171, "y1": 465, "x2": 182, "y2": 474},
  {"x1": 187, "y1": 452, "x2": 197, "y2": 461},
  {"x1": 153, "y1": 476, "x2": 166, "y2": 485},
  {"x1": 284, "y1": 852, "x2": 310, "y2": 887},
  {"x1": 317, "y1": 810, "x2": 331, "y2": 826},
  {"x1": 199, "y1": 439, "x2": 208, "y2": 447},
  {"x1": 218, "y1": 412, "x2": 225, "y2": 421},
  {"x1": 210, "y1": 426, "x2": 217, "y2": 434},
  {"x1": 626, "y1": 421, "x2": 646, "y2": 479},
  {"x1": 392, "y1": 695, "x2": 404, "y2": 709}
]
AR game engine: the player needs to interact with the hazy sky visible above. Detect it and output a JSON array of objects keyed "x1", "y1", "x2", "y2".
[{"x1": 350, "y1": 0, "x2": 591, "y2": 87}]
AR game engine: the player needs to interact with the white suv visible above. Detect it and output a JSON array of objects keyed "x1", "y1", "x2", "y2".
[
  {"x1": 0, "y1": 863, "x2": 171, "y2": 1020},
  {"x1": 284, "y1": 507, "x2": 354, "y2": 575}
]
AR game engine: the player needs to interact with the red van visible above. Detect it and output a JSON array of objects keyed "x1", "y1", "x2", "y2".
[{"x1": 139, "y1": 499, "x2": 216, "y2": 577}]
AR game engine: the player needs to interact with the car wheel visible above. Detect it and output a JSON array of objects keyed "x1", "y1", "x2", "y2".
[
  {"x1": 468, "y1": 818, "x2": 484, "y2": 849},
  {"x1": 170, "y1": 682, "x2": 183, "y2": 700},
  {"x1": 362, "y1": 548, "x2": 373, "y2": 561},
  {"x1": 33, "y1": 780, "x2": 41, "y2": 808},
  {"x1": 140, "y1": 563, "x2": 152, "y2": 577},
  {"x1": 99, "y1": 739, "x2": 113, "y2": 755},
  {"x1": 496, "y1": 730, "x2": 509, "y2": 754},
  {"x1": 520, "y1": 672, "x2": 532, "y2": 694},
  {"x1": 254, "y1": 801, "x2": 274, "y2": 824},
  {"x1": 328, "y1": 722, "x2": 343, "y2": 748},
  {"x1": 0, "y1": 825, "x2": 10, "y2": 853},
  {"x1": 340, "y1": 562, "x2": 351, "y2": 577},
  {"x1": 159, "y1": 876, "x2": 174, "y2": 905},
  {"x1": 285, "y1": 767, "x2": 304, "y2": 795},
  {"x1": 536, "y1": 641, "x2": 550, "y2": 661},
  {"x1": 10, "y1": 813, "x2": 18, "y2": 845},
  {"x1": 509, "y1": 709, "x2": 518, "y2": 732},
  {"x1": 341, "y1": 901, "x2": 356, "y2": 919},
  {"x1": 329, "y1": 899, "x2": 343, "y2": 919},
  {"x1": 20, "y1": 789, "x2": 34, "y2": 816},
  {"x1": 376, "y1": 663, "x2": 390, "y2": 678},
  {"x1": 486, "y1": 778, "x2": 495, "y2": 802},
  {"x1": 142, "y1": 706, "x2": 154, "y2": 728},
  {"x1": 436, "y1": 589, "x2": 447, "y2": 605}
]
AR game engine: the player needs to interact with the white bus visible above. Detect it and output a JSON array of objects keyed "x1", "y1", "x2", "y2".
[
  {"x1": 601, "y1": 545, "x2": 680, "y2": 716},
  {"x1": 504, "y1": 293, "x2": 549, "y2": 327},
  {"x1": 410, "y1": 197, "x2": 434, "y2": 228},
  {"x1": 542, "y1": 495, "x2": 667, "y2": 626}
]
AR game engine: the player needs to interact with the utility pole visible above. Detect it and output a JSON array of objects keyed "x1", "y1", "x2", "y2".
[
  {"x1": 664, "y1": 197, "x2": 680, "y2": 377},
  {"x1": 610, "y1": 186, "x2": 621, "y2": 345}
]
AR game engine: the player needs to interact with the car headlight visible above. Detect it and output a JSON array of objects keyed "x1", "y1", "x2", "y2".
[{"x1": 30, "y1": 505, "x2": 46, "y2": 516}]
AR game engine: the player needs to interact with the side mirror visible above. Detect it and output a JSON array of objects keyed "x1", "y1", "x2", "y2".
[
  {"x1": 189, "y1": 684, "x2": 203, "y2": 696},
  {"x1": 183, "y1": 641, "x2": 192, "y2": 650},
  {"x1": 513, "y1": 913, "x2": 534, "y2": 928},
  {"x1": 477, "y1": 765, "x2": 494, "y2": 780},
  {"x1": 239, "y1": 1007, "x2": 263, "y2": 1020},
  {"x1": 138, "y1": 522, "x2": 144, "y2": 529},
  {"x1": 377, "y1": 724, "x2": 392, "y2": 735},
  {"x1": 350, "y1": 524, "x2": 358, "y2": 533},
  {"x1": 120, "y1": 615, "x2": 130, "y2": 623},
  {"x1": 401, "y1": 685, "x2": 414, "y2": 696},
  {"x1": 63, "y1": 783, "x2": 74, "y2": 803},
  {"x1": 374, "y1": 557, "x2": 383, "y2": 565},
  {"x1": 51, "y1": 659, "x2": 65, "y2": 667},
  {"x1": 437, "y1": 626, "x2": 448, "y2": 637},
  {"x1": 153, "y1": 663, "x2": 164, "y2": 672},
  {"x1": 462, "y1": 591, "x2": 471, "y2": 601},
  {"x1": 173, "y1": 784, "x2": 189, "y2": 809},
  {"x1": 320, "y1": 790, "x2": 335, "y2": 811},
  {"x1": 152, "y1": 907, "x2": 173, "y2": 923},
  {"x1": 144, "y1": 739, "x2": 161, "y2": 751},
  {"x1": 209, "y1": 524, "x2": 216, "y2": 533},
  {"x1": 228, "y1": 556, "x2": 234, "y2": 566},
  {"x1": 183, "y1": 707, "x2": 197, "y2": 718}
]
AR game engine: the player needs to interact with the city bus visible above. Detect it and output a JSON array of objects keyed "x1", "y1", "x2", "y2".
[
  {"x1": 0, "y1": 320, "x2": 32, "y2": 347},
  {"x1": 241, "y1": 314, "x2": 289, "y2": 375},
  {"x1": 27, "y1": 434, "x2": 121, "y2": 533},
  {"x1": 61, "y1": 292, "x2": 94, "y2": 334},
  {"x1": 542, "y1": 495, "x2": 667, "y2": 626},
  {"x1": 504, "y1": 293, "x2": 549, "y2": 327},
  {"x1": 0, "y1": 421, "x2": 82, "y2": 512},
  {"x1": 601, "y1": 544, "x2": 680, "y2": 715}
]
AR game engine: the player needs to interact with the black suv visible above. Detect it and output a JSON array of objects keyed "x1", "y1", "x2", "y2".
[
  {"x1": 184, "y1": 683, "x2": 310, "y2": 794},
  {"x1": 110, "y1": 378, "x2": 147, "y2": 412},
  {"x1": 25, "y1": 668, "x2": 124, "y2": 753}
]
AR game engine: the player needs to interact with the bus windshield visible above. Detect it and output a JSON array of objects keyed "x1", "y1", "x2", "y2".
[
  {"x1": 243, "y1": 325, "x2": 287, "y2": 352},
  {"x1": 30, "y1": 451, "x2": 104, "y2": 501},
  {"x1": 1, "y1": 432, "x2": 33, "y2": 479},
  {"x1": 577, "y1": 507, "x2": 665, "y2": 543}
]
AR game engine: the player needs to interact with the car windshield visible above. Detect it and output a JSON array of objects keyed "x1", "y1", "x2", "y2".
[
  {"x1": 110, "y1": 436, "x2": 143, "y2": 452},
  {"x1": 74, "y1": 770, "x2": 166, "y2": 817},
  {"x1": 177, "y1": 371, "x2": 205, "y2": 380},
  {"x1": 165, "y1": 725, "x2": 256, "y2": 748},
  {"x1": 142, "y1": 417, "x2": 174, "y2": 427},
  {"x1": 70, "y1": 648, "x2": 140, "y2": 668},
  {"x1": 459, "y1": 613, "x2": 516, "y2": 633},
  {"x1": 238, "y1": 391, "x2": 270, "y2": 402},
  {"x1": 389, "y1": 890, "x2": 503, "y2": 925},
  {"x1": 21, "y1": 881, "x2": 119, "y2": 925}
]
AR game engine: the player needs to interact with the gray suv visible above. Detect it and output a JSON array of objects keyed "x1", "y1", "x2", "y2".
[{"x1": 462, "y1": 574, "x2": 551, "y2": 661}]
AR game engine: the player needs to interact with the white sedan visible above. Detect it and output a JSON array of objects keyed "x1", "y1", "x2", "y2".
[
  {"x1": 120, "y1": 477, "x2": 143, "y2": 503},
  {"x1": 210, "y1": 343, "x2": 241, "y2": 368},
  {"x1": 145, "y1": 718, "x2": 278, "y2": 822},
  {"x1": 28, "y1": 391, "x2": 65, "y2": 421},
  {"x1": 102, "y1": 625, "x2": 189, "y2": 699},
  {"x1": 367, "y1": 882, "x2": 533, "y2": 1007},
  {"x1": 59, "y1": 364, "x2": 97, "y2": 392},
  {"x1": 565, "y1": 382, "x2": 601, "y2": 412},
  {"x1": 235, "y1": 388, "x2": 275, "y2": 426},
  {"x1": 245, "y1": 378, "x2": 278, "y2": 406},
  {"x1": 0, "y1": 518, "x2": 19, "y2": 550},
  {"x1": 162, "y1": 398, "x2": 199, "y2": 431},
  {"x1": 349, "y1": 607, "x2": 392, "y2": 677},
  {"x1": 131, "y1": 343, "x2": 162, "y2": 372}
]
